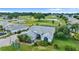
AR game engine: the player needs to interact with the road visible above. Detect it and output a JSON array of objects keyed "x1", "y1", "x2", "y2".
[{"x1": 0, "y1": 34, "x2": 17, "y2": 47}]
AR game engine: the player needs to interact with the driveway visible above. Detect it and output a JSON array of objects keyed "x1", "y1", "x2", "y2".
[{"x1": 0, "y1": 34, "x2": 17, "y2": 47}]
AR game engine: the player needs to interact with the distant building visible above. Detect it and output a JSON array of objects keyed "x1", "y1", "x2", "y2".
[
  {"x1": 68, "y1": 17, "x2": 79, "y2": 24},
  {"x1": 64, "y1": 15, "x2": 79, "y2": 24}
]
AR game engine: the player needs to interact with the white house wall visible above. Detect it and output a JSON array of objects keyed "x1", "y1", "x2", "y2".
[{"x1": 41, "y1": 32, "x2": 54, "y2": 42}]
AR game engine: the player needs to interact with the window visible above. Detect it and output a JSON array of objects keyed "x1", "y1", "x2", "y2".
[
  {"x1": 44, "y1": 37, "x2": 48, "y2": 42},
  {"x1": 36, "y1": 34, "x2": 41, "y2": 39}
]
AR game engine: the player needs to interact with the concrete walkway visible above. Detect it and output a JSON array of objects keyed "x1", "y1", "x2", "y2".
[{"x1": 0, "y1": 34, "x2": 17, "y2": 47}]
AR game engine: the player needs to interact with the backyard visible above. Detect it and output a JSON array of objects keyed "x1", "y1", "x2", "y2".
[{"x1": 0, "y1": 38, "x2": 79, "y2": 51}]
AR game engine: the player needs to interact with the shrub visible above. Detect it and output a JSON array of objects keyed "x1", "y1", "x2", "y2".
[
  {"x1": 36, "y1": 23, "x2": 39, "y2": 25},
  {"x1": 74, "y1": 33, "x2": 79, "y2": 41},
  {"x1": 11, "y1": 41, "x2": 20, "y2": 50},
  {"x1": 54, "y1": 44, "x2": 60, "y2": 49},
  {"x1": 55, "y1": 32, "x2": 65, "y2": 39},
  {"x1": 33, "y1": 42, "x2": 38, "y2": 46},
  {"x1": 64, "y1": 45, "x2": 77, "y2": 51},
  {"x1": 35, "y1": 40, "x2": 50, "y2": 46},
  {"x1": 17, "y1": 34, "x2": 31, "y2": 42}
]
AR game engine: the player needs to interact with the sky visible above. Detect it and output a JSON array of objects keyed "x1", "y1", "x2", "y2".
[{"x1": 0, "y1": 8, "x2": 79, "y2": 13}]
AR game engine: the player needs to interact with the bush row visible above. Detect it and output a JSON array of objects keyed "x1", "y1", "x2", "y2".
[{"x1": 53, "y1": 43, "x2": 77, "y2": 51}]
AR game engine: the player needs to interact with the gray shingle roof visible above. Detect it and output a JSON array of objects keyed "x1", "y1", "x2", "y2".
[
  {"x1": 29, "y1": 26, "x2": 55, "y2": 35},
  {"x1": 4, "y1": 24, "x2": 29, "y2": 33}
]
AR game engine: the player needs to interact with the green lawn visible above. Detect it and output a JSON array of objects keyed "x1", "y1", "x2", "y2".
[
  {"x1": 0, "y1": 18, "x2": 3, "y2": 21},
  {"x1": 0, "y1": 38, "x2": 79, "y2": 51},
  {"x1": 24, "y1": 19, "x2": 60, "y2": 27},
  {"x1": 16, "y1": 15, "x2": 67, "y2": 27},
  {"x1": 53, "y1": 38, "x2": 79, "y2": 51}
]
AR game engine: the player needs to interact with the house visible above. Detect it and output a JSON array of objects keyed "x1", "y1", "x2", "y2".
[
  {"x1": 4, "y1": 24, "x2": 29, "y2": 33},
  {"x1": 64, "y1": 15, "x2": 79, "y2": 24},
  {"x1": 20, "y1": 26, "x2": 55, "y2": 43},
  {"x1": 68, "y1": 17, "x2": 79, "y2": 24},
  {"x1": 2, "y1": 15, "x2": 8, "y2": 19},
  {"x1": 0, "y1": 20, "x2": 9, "y2": 27}
]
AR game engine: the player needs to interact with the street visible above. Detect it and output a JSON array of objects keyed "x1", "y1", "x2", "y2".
[{"x1": 0, "y1": 34, "x2": 17, "y2": 47}]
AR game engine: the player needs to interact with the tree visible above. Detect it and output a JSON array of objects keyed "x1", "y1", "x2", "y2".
[
  {"x1": 74, "y1": 33, "x2": 79, "y2": 41},
  {"x1": 70, "y1": 24, "x2": 79, "y2": 33},
  {"x1": 73, "y1": 15, "x2": 79, "y2": 19},
  {"x1": 55, "y1": 32, "x2": 65, "y2": 39},
  {"x1": 33, "y1": 13, "x2": 45, "y2": 21},
  {"x1": 58, "y1": 14, "x2": 68, "y2": 23},
  {"x1": 55, "y1": 25, "x2": 70, "y2": 39},
  {"x1": 17, "y1": 34, "x2": 31, "y2": 42},
  {"x1": 57, "y1": 25, "x2": 70, "y2": 34},
  {"x1": 52, "y1": 20, "x2": 55, "y2": 24}
]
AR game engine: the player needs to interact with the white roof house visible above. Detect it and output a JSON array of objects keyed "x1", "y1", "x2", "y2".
[
  {"x1": 20, "y1": 26, "x2": 55, "y2": 43},
  {"x1": 4, "y1": 24, "x2": 29, "y2": 33}
]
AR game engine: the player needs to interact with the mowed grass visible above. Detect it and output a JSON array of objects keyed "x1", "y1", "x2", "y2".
[
  {"x1": 53, "y1": 38, "x2": 79, "y2": 51},
  {"x1": 19, "y1": 15, "x2": 66, "y2": 27},
  {"x1": 0, "y1": 44, "x2": 56, "y2": 51},
  {"x1": 24, "y1": 19, "x2": 65, "y2": 27},
  {"x1": 0, "y1": 18, "x2": 3, "y2": 21},
  {"x1": 0, "y1": 39, "x2": 79, "y2": 51}
]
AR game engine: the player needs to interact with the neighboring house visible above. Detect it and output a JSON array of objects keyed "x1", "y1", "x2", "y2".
[
  {"x1": 20, "y1": 26, "x2": 55, "y2": 43},
  {"x1": 0, "y1": 20, "x2": 9, "y2": 27},
  {"x1": 4, "y1": 24, "x2": 29, "y2": 33},
  {"x1": 68, "y1": 17, "x2": 79, "y2": 24},
  {"x1": 2, "y1": 15, "x2": 8, "y2": 19},
  {"x1": 64, "y1": 15, "x2": 79, "y2": 24}
]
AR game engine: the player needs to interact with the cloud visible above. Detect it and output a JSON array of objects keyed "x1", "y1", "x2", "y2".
[
  {"x1": 48, "y1": 8, "x2": 63, "y2": 13},
  {"x1": 49, "y1": 8, "x2": 62, "y2": 11},
  {"x1": 0, "y1": 11, "x2": 13, "y2": 13}
]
